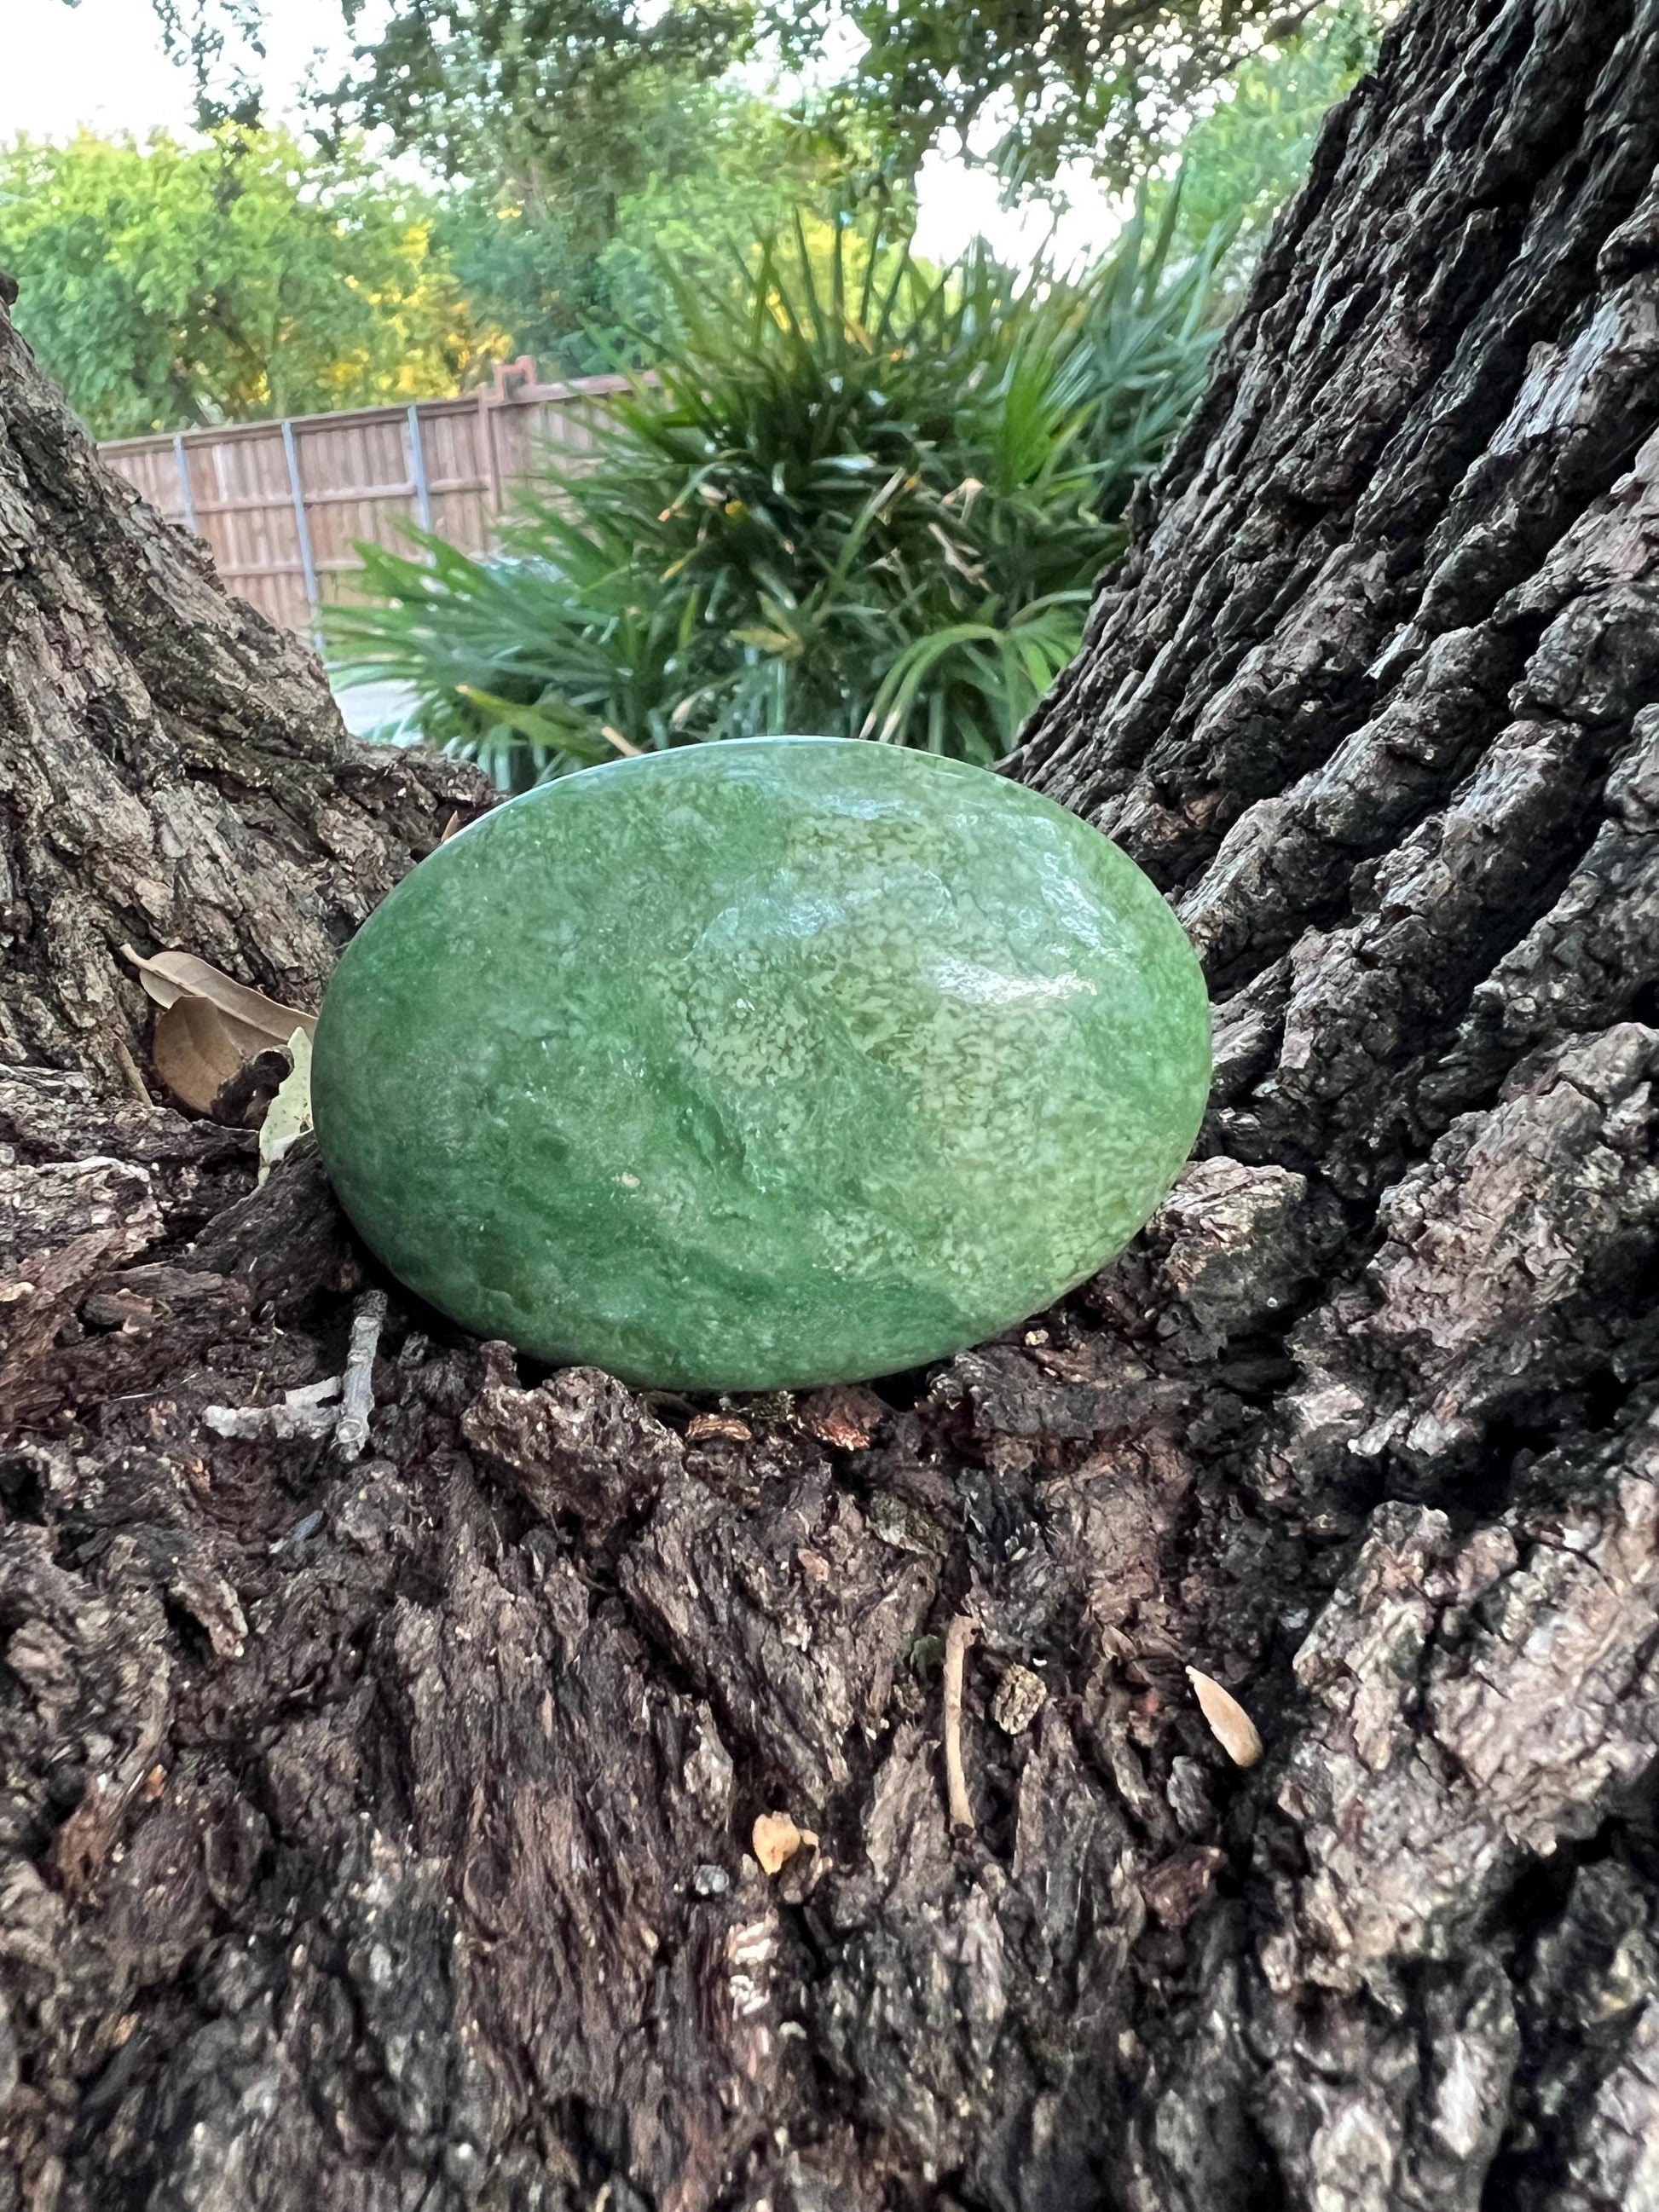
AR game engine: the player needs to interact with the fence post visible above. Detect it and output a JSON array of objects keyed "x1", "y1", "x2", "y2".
[
  {"x1": 280, "y1": 417, "x2": 322, "y2": 632},
  {"x1": 405, "y1": 402, "x2": 434, "y2": 534},
  {"x1": 171, "y1": 433, "x2": 198, "y2": 534},
  {"x1": 477, "y1": 385, "x2": 503, "y2": 519}
]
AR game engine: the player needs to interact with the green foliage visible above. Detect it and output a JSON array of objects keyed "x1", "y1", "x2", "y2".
[
  {"x1": 771, "y1": 0, "x2": 1320, "y2": 189},
  {"x1": 328, "y1": 205, "x2": 1231, "y2": 783},
  {"x1": 432, "y1": 84, "x2": 869, "y2": 376},
  {"x1": 0, "y1": 126, "x2": 495, "y2": 438},
  {"x1": 87, "y1": 0, "x2": 1380, "y2": 384},
  {"x1": 1153, "y1": 0, "x2": 1384, "y2": 266},
  {"x1": 330, "y1": 0, "x2": 756, "y2": 244}
]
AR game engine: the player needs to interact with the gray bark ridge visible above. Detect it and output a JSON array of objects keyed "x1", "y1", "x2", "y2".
[{"x1": 4, "y1": 1, "x2": 1659, "y2": 2207}]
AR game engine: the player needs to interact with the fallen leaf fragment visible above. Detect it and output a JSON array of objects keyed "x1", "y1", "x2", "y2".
[
  {"x1": 257, "y1": 1029, "x2": 313, "y2": 1186},
  {"x1": 1186, "y1": 1666, "x2": 1263, "y2": 1768},
  {"x1": 751, "y1": 1811, "x2": 817, "y2": 1876},
  {"x1": 122, "y1": 944, "x2": 315, "y2": 1055},
  {"x1": 152, "y1": 996, "x2": 246, "y2": 1114}
]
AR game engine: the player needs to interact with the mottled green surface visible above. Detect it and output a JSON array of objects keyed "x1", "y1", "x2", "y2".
[{"x1": 311, "y1": 739, "x2": 1211, "y2": 1390}]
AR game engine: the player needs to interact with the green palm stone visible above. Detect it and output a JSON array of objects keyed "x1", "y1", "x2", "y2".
[{"x1": 310, "y1": 737, "x2": 1211, "y2": 1391}]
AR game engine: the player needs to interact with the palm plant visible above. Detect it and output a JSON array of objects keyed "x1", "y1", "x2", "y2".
[{"x1": 328, "y1": 197, "x2": 1232, "y2": 787}]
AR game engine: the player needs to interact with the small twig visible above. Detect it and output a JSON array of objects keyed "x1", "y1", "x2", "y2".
[
  {"x1": 204, "y1": 1402, "x2": 339, "y2": 1442},
  {"x1": 283, "y1": 1375, "x2": 343, "y2": 1407},
  {"x1": 334, "y1": 1289, "x2": 388, "y2": 1463},
  {"x1": 112, "y1": 1036, "x2": 152, "y2": 1106},
  {"x1": 943, "y1": 1612, "x2": 979, "y2": 1832}
]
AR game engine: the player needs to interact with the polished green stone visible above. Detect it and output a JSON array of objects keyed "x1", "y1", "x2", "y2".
[{"x1": 310, "y1": 738, "x2": 1211, "y2": 1391}]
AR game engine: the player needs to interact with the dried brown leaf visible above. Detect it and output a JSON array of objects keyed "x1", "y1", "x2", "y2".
[
  {"x1": 685, "y1": 1412, "x2": 752, "y2": 1444},
  {"x1": 122, "y1": 944, "x2": 315, "y2": 1057},
  {"x1": 751, "y1": 1811, "x2": 817, "y2": 1876},
  {"x1": 152, "y1": 996, "x2": 248, "y2": 1115},
  {"x1": 1186, "y1": 1666, "x2": 1263, "y2": 1768}
]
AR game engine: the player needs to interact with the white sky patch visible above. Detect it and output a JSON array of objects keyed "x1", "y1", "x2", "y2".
[
  {"x1": 0, "y1": 0, "x2": 368, "y2": 139},
  {"x1": 3, "y1": 0, "x2": 198, "y2": 139},
  {"x1": 910, "y1": 148, "x2": 1128, "y2": 271}
]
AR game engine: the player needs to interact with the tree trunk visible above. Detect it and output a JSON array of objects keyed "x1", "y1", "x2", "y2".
[{"x1": 4, "y1": 2, "x2": 1659, "y2": 2206}]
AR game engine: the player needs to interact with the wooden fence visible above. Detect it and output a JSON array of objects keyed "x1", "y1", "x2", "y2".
[{"x1": 98, "y1": 361, "x2": 628, "y2": 638}]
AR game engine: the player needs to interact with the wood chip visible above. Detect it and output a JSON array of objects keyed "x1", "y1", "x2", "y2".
[
  {"x1": 795, "y1": 1384, "x2": 887, "y2": 1451},
  {"x1": 204, "y1": 1401, "x2": 339, "y2": 1443},
  {"x1": 283, "y1": 1376, "x2": 343, "y2": 1407},
  {"x1": 1186, "y1": 1666, "x2": 1263, "y2": 1767},
  {"x1": 943, "y1": 1613, "x2": 979, "y2": 1829},
  {"x1": 685, "y1": 1412, "x2": 752, "y2": 1444},
  {"x1": 990, "y1": 1662, "x2": 1047, "y2": 1735},
  {"x1": 751, "y1": 1811, "x2": 817, "y2": 1876}
]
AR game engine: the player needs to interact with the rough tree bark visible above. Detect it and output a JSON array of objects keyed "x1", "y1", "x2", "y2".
[{"x1": 3, "y1": 1, "x2": 1659, "y2": 2205}]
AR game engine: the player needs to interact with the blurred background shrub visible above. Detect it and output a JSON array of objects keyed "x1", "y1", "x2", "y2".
[{"x1": 327, "y1": 199, "x2": 1232, "y2": 783}]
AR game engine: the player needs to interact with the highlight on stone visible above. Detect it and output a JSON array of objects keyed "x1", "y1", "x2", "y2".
[{"x1": 310, "y1": 737, "x2": 1211, "y2": 1392}]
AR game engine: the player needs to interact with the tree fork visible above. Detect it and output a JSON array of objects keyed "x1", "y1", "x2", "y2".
[{"x1": 3, "y1": 2, "x2": 1659, "y2": 2207}]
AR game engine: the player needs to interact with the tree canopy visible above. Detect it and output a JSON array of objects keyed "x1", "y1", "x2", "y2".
[
  {"x1": 103, "y1": 0, "x2": 1381, "y2": 194},
  {"x1": 331, "y1": 0, "x2": 755, "y2": 217},
  {"x1": 0, "y1": 126, "x2": 496, "y2": 437},
  {"x1": 787, "y1": 0, "x2": 1337, "y2": 188},
  {"x1": 429, "y1": 80, "x2": 865, "y2": 374}
]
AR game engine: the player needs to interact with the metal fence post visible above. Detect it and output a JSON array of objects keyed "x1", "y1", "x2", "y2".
[{"x1": 280, "y1": 416, "x2": 322, "y2": 632}]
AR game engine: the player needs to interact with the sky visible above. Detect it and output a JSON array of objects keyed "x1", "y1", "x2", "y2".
[
  {"x1": 3, "y1": 0, "x2": 1118, "y2": 269},
  {"x1": 4, "y1": 0, "x2": 348, "y2": 141}
]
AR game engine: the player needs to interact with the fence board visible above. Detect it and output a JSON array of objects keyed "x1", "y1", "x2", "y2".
[{"x1": 100, "y1": 371, "x2": 631, "y2": 638}]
